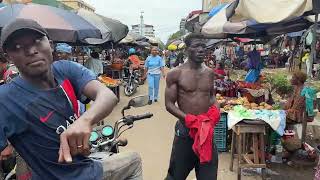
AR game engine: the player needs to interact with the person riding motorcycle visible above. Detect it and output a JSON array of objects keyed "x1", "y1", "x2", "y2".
[
  {"x1": 0, "y1": 19, "x2": 143, "y2": 180},
  {"x1": 128, "y1": 48, "x2": 142, "y2": 69},
  {"x1": 124, "y1": 48, "x2": 144, "y2": 79}
]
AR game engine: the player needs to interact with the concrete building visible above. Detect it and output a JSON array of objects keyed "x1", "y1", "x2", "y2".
[
  {"x1": 202, "y1": 0, "x2": 233, "y2": 12},
  {"x1": 131, "y1": 24, "x2": 155, "y2": 38},
  {"x1": 180, "y1": 18, "x2": 186, "y2": 31},
  {"x1": 58, "y1": 0, "x2": 95, "y2": 12}
]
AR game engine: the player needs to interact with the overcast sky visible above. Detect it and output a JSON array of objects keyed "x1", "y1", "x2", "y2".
[{"x1": 85, "y1": 0, "x2": 202, "y2": 43}]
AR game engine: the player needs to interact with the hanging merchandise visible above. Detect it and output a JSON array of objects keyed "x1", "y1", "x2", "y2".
[
  {"x1": 178, "y1": 43, "x2": 186, "y2": 49},
  {"x1": 168, "y1": 44, "x2": 178, "y2": 51},
  {"x1": 306, "y1": 30, "x2": 313, "y2": 46}
]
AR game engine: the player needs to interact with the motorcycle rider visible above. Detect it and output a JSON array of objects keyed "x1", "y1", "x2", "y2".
[
  {"x1": 0, "y1": 18, "x2": 143, "y2": 180},
  {"x1": 124, "y1": 48, "x2": 144, "y2": 83},
  {"x1": 128, "y1": 48, "x2": 142, "y2": 69}
]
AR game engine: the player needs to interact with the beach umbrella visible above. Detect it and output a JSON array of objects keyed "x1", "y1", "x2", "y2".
[
  {"x1": 0, "y1": 3, "x2": 102, "y2": 44},
  {"x1": 148, "y1": 37, "x2": 162, "y2": 45},
  {"x1": 120, "y1": 32, "x2": 147, "y2": 44},
  {"x1": 135, "y1": 41, "x2": 151, "y2": 47},
  {"x1": 77, "y1": 9, "x2": 128, "y2": 44}
]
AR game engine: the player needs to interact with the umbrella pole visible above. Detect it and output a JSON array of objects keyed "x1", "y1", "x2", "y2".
[
  {"x1": 111, "y1": 42, "x2": 114, "y2": 63},
  {"x1": 310, "y1": 13, "x2": 319, "y2": 78}
]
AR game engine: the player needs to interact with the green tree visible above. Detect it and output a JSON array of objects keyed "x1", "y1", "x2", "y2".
[{"x1": 167, "y1": 30, "x2": 183, "y2": 45}]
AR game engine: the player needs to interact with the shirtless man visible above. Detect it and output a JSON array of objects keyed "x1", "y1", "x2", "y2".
[{"x1": 165, "y1": 34, "x2": 218, "y2": 180}]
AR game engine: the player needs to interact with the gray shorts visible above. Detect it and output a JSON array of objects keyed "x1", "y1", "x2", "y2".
[{"x1": 90, "y1": 151, "x2": 143, "y2": 180}]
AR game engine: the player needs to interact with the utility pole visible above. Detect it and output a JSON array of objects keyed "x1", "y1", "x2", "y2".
[{"x1": 140, "y1": 11, "x2": 144, "y2": 36}]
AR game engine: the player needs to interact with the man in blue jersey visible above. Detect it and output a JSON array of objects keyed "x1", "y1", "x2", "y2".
[{"x1": 0, "y1": 18, "x2": 142, "y2": 180}]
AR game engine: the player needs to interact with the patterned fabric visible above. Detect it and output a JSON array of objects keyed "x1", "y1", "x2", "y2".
[
  {"x1": 284, "y1": 86, "x2": 306, "y2": 123},
  {"x1": 16, "y1": 154, "x2": 32, "y2": 180},
  {"x1": 315, "y1": 161, "x2": 320, "y2": 180}
]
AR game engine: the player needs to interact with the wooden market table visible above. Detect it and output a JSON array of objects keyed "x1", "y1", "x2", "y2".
[{"x1": 229, "y1": 121, "x2": 267, "y2": 180}]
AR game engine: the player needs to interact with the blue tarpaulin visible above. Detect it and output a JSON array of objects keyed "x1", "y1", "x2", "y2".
[
  {"x1": 287, "y1": 30, "x2": 306, "y2": 37},
  {"x1": 208, "y1": 3, "x2": 228, "y2": 17}
]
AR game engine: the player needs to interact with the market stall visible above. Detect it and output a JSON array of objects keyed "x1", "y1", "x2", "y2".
[{"x1": 202, "y1": 24, "x2": 318, "y2": 179}]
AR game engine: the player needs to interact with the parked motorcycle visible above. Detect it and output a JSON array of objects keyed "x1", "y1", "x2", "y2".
[
  {"x1": 123, "y1": 59, "x2": 143, "y2": 97},
  {"x1": 89, "y1": 95, "x2": 153, "y2": 154}
]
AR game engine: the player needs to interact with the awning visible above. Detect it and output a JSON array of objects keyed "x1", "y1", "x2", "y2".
[{"x1": 230, "y1": 0, "x2": 314, "y2": 23}]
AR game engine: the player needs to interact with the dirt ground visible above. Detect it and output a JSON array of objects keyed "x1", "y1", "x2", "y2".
[{"x1": 101, "y1": 70, "x2": 317, "y2": 180}]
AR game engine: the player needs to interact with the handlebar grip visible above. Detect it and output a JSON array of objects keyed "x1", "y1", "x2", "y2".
[{"x1": 131, "y1": 113, "x2": 153, "y2": 122}]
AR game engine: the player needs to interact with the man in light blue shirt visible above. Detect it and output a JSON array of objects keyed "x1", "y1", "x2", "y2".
[{"x1": 144, "y1": 47, "x2": 165, "y2": 104}]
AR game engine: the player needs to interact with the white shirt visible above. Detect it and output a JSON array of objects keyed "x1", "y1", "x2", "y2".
[{"x1": 214, "y1": 48, "x2": 222, "y2": 61}]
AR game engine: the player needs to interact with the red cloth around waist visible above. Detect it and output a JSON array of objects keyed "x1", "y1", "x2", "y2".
[{"x1": 185, "y1": 105, "x2": 220, "y2": 163}]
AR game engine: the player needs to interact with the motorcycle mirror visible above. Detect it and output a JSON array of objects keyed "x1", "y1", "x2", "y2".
[
  {"x1": 101, "y1": 125, "x2": 114, "y2": 137},
  {"x1": 128, "y1": 95, "x2": 149, "y2": 108},
  {"x1": 89, "y1": 131, "x2": 99, "y2": 142}
]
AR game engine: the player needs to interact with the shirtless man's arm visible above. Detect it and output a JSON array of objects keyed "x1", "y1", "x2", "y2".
[
  {"x1": 210, "y1": 71, "x2": 219, "y2": 108},
  {"x1": 165, "y1": 69, "x2": 186, "y2": 123}
]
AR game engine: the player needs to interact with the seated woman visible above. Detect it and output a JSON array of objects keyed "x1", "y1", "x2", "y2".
[
  {"x1": 214, "y1": 61, "x2": 228, "y2": 79},
  {"x1": 284, "y1": 71, "x2": 312, "y2": 123}
]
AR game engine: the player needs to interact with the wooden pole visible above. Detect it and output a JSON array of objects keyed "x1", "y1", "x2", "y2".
[{"x1": 310, "y1": 14, "x2": 319, "y2": 77}]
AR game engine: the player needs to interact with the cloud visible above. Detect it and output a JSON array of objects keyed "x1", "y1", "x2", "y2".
[{"x1": 85, "y1": 0, "x2": 201, "y2": 42}]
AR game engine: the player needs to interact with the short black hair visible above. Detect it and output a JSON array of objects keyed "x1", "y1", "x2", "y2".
[
  {"x1": 184, "y1": 33, "x2": 205, "y2": 47},
  {"x1": 90, "y1": 51, "x2": 99, "y2": 59}
]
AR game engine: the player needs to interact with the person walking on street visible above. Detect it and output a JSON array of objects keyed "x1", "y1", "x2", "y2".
[
  {"x1": 144, "y1": 47, "x2": 165, "y2": 105},
  {"x1": 165, "y1": 34, "x2": 219, "y2": 180},
  {"x1": 0, "y1": 18, "x2": 143, "y2": 180}
]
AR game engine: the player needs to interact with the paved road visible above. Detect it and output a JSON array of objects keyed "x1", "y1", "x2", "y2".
[{"x1": 101, "y1": 76, "x2": 259, "y2": 180}]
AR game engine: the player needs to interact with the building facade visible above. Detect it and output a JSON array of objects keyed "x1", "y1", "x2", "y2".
[
  {"x1": 131, "y1": 24, "x2": 155, "y2": 38},
  {"x1": 59, "y1": 0, "x2": 95, "y2": 12},
  {"x1": 180, "y1": 18, "x2": 186, "y2": 31},
  {"x1": 202, "y1": 0, "x2": 233, "y2": 12}
]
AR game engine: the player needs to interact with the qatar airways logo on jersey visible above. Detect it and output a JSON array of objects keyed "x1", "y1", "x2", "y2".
[{"x1": 55, "y1": 114, "x2": 78, "y2": 135}]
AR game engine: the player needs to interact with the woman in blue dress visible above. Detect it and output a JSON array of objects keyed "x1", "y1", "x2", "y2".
[
  {"x1": 144, "y1": 47, "x2": 165, "y2": 104},
  {"x1": 245, "y1": 47, "x2": 263, "y2": 83}
]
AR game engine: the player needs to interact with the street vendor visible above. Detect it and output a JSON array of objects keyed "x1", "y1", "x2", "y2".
[
  {"x1": 245, "y1": 47, "x2": 263, "y2": 83},
  {"x1": 165, "y1": 34, "x2": 219, "y2": 180},
  {"x1": 0, "y1": 53, "x2": 18, "y2": 83},
  {"x1": 214, "y1": 61, "x2": 228, "y2": 79},
  {"x1": 284, "y1": 71, "x2": 314, "y2": 123},
  {"x1": 84, "y1": 51, "x2": 103, "y2": 76},
  {"x1": 54, "y1": 43, "x2": 73, "y2": 61}
]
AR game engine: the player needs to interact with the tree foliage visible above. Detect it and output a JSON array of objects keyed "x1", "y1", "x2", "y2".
[{"x1": 167, "y1": 30, "x2": 183, "y2": 45}]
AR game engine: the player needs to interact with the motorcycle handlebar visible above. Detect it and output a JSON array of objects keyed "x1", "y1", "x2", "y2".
[{"x1": 124, "y1": 113, "x2": 153, "y2": 123}]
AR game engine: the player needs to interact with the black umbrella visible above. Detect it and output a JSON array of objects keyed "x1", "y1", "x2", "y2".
[
  {"x1": 0, "y1": 4, "x2": 102, "y2": 44},
  {"x1": 77, "y1": 9, "x2": 129, "y2": 44}
]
